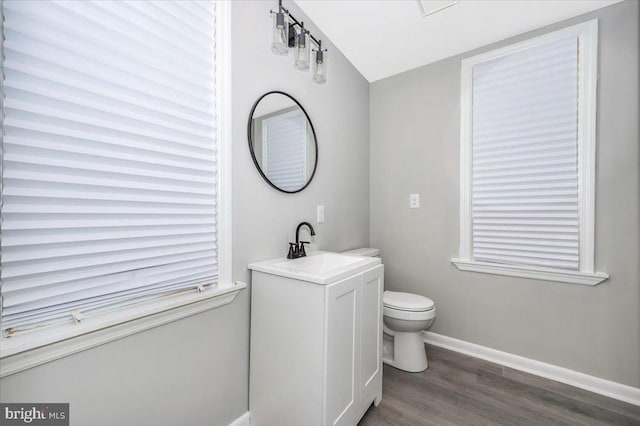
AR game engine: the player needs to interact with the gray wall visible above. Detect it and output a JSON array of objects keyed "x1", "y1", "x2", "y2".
[
  {"x1": 370, "y1": 0, "x2": 639, "y2": 387},
  {"x1": 0, "y1": 2, "x2": 371, "y2": 425},
  {"x1": 231, "y1": 0, "x2": 370, "y2": 284}
]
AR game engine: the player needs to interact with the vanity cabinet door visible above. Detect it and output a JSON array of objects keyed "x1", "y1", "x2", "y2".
[
  {"x1": 359, "y1": 266, "x2": 383, "y2": 413},
  {"x1": 325, "y1": 275, "x2": 361, "y2": 426}
]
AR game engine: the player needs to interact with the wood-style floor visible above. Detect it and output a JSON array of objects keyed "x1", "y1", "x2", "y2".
[{"x1": 360, "y1": 345, "x2": 640, "y2": 426}]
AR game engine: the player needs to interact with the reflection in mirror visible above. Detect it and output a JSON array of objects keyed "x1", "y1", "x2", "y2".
[{"x1": 249, "y1": 92, "x2": 317, "y2": 193}]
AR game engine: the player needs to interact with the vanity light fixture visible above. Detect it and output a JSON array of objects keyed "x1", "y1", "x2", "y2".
[{"x1": 270, "y1": 0, "x2": 328, "y2": 84}]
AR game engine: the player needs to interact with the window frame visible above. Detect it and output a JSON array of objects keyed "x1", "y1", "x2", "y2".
[
  {"x1": 0, "y1": 0, "x2": 242, "y2": 375},
  {"x1": 451, "y1": 19, "x2": 608, "y2": 286}
]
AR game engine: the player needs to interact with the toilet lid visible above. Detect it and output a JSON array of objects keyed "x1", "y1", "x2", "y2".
[{"x1": 383, "y1": 291, "x2": 434, "y2": 312}]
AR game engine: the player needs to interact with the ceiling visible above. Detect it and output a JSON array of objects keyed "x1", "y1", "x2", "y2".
[{"x1": 293, "y1": 0, "x2": 622, "y2": 82}]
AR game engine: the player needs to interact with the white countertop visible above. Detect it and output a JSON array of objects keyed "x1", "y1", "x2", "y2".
[{"x1": 248, "y1": 251, "x2": 381, "y2": 285}]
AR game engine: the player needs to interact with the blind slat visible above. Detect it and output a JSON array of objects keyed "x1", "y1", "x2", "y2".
[
  {"x1": 5, "y1": 136, "x2": 214, "y2": 172},
  {"x1": 2, "y1": 253, "x2": 217, "y2": 293},
  {"x1": 3, "y1": 55, "x2": 214, "y2": 123},
  {"x1": 4, "y1": 259, "x2": 216, "y2": 306},
  {"x1": 3, "y1": 224, "x2": 216, "y2": 246},
  {"x1": 4, "y1": 77, "x2": 214, "y2": 138}
]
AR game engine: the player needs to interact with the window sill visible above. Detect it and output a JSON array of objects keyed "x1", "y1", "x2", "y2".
[
  {"x1": 451, "y1": 259, "x2": 609, "y2": 286},
  {"x1": 0, "y1": 281, "x2": 247, "y2": 377}
]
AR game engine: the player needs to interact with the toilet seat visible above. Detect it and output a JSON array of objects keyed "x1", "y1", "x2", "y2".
[
  {"x1": 383, "y1": 305, "x2": 436, "y2": 321},
  {"x1": 383, "y1": 291, "x2": 434, "y2": 312}
]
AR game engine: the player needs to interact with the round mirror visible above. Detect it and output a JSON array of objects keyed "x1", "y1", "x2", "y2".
[{"x1": 248, "y1": 91, "x2": 318, "y2": 193}]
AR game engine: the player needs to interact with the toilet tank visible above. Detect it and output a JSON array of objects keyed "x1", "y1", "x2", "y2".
[{"x1": 341, "y1": 248, "x2": 380, "y2": 258}]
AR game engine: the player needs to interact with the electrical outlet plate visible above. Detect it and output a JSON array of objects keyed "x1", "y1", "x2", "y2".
[{"x1": 410, "y1": 194, "x2": 420, "y2": 208}]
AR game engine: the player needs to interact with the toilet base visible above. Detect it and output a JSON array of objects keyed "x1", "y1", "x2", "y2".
[{"x1": 383, "y1": 332, "x2": 428, "y2": 373}]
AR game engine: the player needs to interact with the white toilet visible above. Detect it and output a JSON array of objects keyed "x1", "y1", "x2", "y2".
[{"x1": 342, "y1": 248, "x2": 436, "y2": 373}]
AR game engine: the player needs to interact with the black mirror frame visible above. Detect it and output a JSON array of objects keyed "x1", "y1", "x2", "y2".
[{"x1": 247, "y1": 91, "x2": 318, "y2": 194}]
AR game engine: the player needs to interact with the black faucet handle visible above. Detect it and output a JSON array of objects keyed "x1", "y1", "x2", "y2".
[
  {"x1": 287, "y1": 242, "x2": 298, "y2": 259},
  {"x1": 299, "y1": 241, "x2": 310, "y2": 257}
]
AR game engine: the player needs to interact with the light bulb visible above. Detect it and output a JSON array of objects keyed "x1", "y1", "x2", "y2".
[
  {"x1": 271, "y1": 11, "x2": 289, "y2": 55},
  {"x1": 313, "y1": 49, "x2": 327, "y2": 84},
  {"x1": 294, "y1": 30, "x2": 310, "y2": 71}
]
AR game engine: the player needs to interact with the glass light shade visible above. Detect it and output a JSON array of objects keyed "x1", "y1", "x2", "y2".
[
  {"x1": 271, "y1": 11, "x2": 289, "y2": 55},
  {"x1": 294, "y1": 31, "x2": 310, "y2": 71},
  {"x1": 313, "y1": 50, "x2": 327, "y2": 84}
]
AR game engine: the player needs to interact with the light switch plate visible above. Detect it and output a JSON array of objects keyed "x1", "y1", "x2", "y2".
[
  {"x1": 317, "y1": 205, "x2": 325, "y2": 223},
  {"x1": 409, "y1": 194, "x2": 420, "y2": 208}
]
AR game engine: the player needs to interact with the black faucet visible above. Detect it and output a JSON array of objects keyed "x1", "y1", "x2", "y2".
[{"x1": 287, "y1": 222, "x2": 316, "y2": 259}]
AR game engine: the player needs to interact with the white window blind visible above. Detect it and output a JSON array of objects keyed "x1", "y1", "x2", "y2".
[
  {"x1": 471, "y1": 36, "x2": 580, "y2": 270},
  {"x1": 1, "y1": 1, "x2": 218, "y2": 334},
  {"x1": 262, "y1": 109, "x2": 307, "y2": 192}
]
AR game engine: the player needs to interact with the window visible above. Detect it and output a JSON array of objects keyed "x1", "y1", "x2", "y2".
[
  {"x1": 452, "y1": 20, "x2": 608, "y2": 285},
  {"x1": 0, "y1": 0, "x2": 239, "y2": 362}
]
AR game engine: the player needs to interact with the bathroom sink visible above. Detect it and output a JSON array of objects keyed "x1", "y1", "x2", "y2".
[
  {"x1": 248, "y1": 251, "x2": 381, "y2": 284},
  {"x1": 274, "y1": 252, "x2": 362, "y2": 273}
]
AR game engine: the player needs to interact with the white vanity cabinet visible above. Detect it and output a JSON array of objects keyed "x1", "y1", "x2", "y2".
[{"x1": 249, "y1": 257, "x2": 383, "y2": 426}]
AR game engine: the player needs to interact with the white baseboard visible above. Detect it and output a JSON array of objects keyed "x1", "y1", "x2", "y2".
[
  {"x1": 228, "y1": 411, "x2": 250, "y2": 426},
  {"x1": 424, "y1": 331, "x2": 640, "y2": 407}
]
